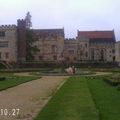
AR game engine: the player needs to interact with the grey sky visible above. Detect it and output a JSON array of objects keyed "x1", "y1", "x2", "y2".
[{"x1": 0, "y1": 0, "x2": 120, "y2": 39}]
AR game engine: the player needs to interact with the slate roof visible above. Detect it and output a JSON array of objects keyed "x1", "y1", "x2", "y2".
[{"x1": 33, "y1": 28, "x2": 64, "y2": 37}]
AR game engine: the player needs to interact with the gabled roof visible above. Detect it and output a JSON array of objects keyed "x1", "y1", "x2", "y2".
[{"x1": 78, "y1": 30, "x2": 115, "y2": 41}]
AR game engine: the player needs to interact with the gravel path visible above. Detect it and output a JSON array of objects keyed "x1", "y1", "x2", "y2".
[
  {"x1": 14, "y1": 72, "x2": 33, "y2": 77},
  {"x1": 0, "y1": 76, "x2": 69, "y2": 120},
  {"x1": 87, "y1": 72, "x2": 112, "y2": 76}
]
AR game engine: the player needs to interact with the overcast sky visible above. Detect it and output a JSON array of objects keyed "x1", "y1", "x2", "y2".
[{"x1": 0, "y1": 0, "x2": 120, "y2": 39}]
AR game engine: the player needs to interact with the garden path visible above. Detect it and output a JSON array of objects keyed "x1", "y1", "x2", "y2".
[{"x1": 0, "y1": 76, "x2": 68, "y2": 120}]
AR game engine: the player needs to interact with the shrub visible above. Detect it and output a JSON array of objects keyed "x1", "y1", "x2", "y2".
[
  {"x1": 0, "y1": 77, "x2": 6, "y2": 81},
  {"x1": 104, "y1": 74, "x2": 120, "y2": 86},
  {"x1": 117, "y1": 84, "x2": 120, "y2": 91}
]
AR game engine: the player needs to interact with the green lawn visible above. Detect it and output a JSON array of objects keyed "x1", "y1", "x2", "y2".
[
  {"x1": 35, "y1": 75, "x2": 120, "y2": 120},
  {"x1": 0, "y1": 73, "x2": 40, "y2": 91},
  {"x1": 87, "y1": 76, "x2": 120, "y2": 120},
  {"x1": 35, "y1": 77, "x2": 99, "y2": 120}
]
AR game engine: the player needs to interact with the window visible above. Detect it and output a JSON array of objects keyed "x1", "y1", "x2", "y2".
[
  {"x1": 39, "y1": 56, "x2": 43, "y2": 60},
  {"x1": 112, "y1": 49, "x2": 115, "y2": 53},
  {"x1": 0, "y1": 52, "x2": 1, "y2": 59},
  {"x1": 66, "y1": 57, "x2": 69, "y2": 61},
  {"x1": 91, "y1": 48, "x2": 94, "y2": 60},
  {"x1": 0, "y1": 41, "x2": 8, "y2": 47},
  {"x1": 101, "y1": 49, "x2": 104, "y2": 61},
  {"x1": 85, "y1": 43, "x2": 87, "y2": 48},
  {"x1": 74, "y1": 57, "x2": 77, "y2": 61},
  {"x1": 0, "y1": 31, "x2": 5, "y2": 37},
  {"x1": 5, "y1": 52, "x2": 9, "y2": 59},
  {"x1": 80, "y1": 51, "x2": 83, "y2": 56},
  {"x1": 53, "y1": 56, "x2": 57, "y2": 60},
  {"x1": 68, "y1": 45, "x2": 75, "y2": 49},
  {"x1": 119, "y1": 48, "x2": 120, "y2": 54},
  {"x1": 69, "y1": 50, "x2": 74, "y2": 54},
  {"x1": 85, "y1": 52, "x2": 88, "y2": 57},
  {"x1": 52, "y1": 45, "x2": 57, "y2": 53},
  {"x1": 113, "y1": 56, "x2": 115, "y2": 61}
]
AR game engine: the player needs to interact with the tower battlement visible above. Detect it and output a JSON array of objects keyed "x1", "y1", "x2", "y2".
[
  {"x1": 0, "y1": 24, "x2": 16, "y2": 30},
  {"x1": 17, "y1": 19, "x2": 25, "y2": 22}
]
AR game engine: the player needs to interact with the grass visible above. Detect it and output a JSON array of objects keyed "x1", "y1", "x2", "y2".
[
  {"x1": 87, "y1": 76, "x2": 120, "y2": 120},
  {"x1": 35, "y1": 75, "x2": 120, "y2": 120},
  {"x1": 35, "y1": 77, "x2": 99, "y2": 120},
  {"x1": 0, "y1": 73, "x2": 40, "y2": 91}
]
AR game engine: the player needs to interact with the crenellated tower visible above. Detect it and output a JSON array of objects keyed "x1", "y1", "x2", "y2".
[{"x1": 17, "y1": 19, "x2": 26, "y2": 62}]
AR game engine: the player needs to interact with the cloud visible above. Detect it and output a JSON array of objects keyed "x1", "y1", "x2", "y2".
[{"x1": 0, "y1": 0, "x2": 120, "y2": 39}]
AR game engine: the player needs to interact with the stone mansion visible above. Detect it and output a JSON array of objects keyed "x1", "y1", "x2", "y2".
[{"x1": 0, "y1": 16, "x2": 118, "y2": 64}]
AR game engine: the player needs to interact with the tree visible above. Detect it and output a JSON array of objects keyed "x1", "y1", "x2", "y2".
[
  {"x1": 26, "y1": 30, "x2": 39, "y2": 61},
  {"x1": 25, "y1": 12, "x2": 32, "y2": 29},
  {"x1": 25, "y1": 12, "x2": 39, "y2": 61}
]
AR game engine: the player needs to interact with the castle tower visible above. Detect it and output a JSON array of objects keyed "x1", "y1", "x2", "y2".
[{"x1": 17, "y1": 19, "x2": 26, "y2": 62}]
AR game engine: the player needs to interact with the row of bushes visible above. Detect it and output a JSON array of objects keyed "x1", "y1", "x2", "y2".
[
  {"x1": 0, "y1": 62, "x2": 7, "y2": 69},
  {"x1": 86, "y1": 76, "x2": 120, "y2": 91},
  {"x1": 16, "y1": 61, "x2": 65, "y2": 68},
  {"x1": 0, "y1": 61, "x2": 118, "y2": 69},
  {"x1": 0, "y1": 68, "x2": 54, "y2": 73},
  {"x1": 103, "y1": 74, "x2": 120, "y2": 90},
  {"x1": 104, "y1": 78, "x2": 119, "y2": 86},
  {"x1": 0, "y1": 77, "x2": 6, "y2": 81},
  {"x1": 16, "y1": 61, "x2": 118, "y2": 68}
]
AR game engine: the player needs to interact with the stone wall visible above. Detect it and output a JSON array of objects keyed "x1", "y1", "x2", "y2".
[
  {"x1": 17, "y1": 19, "x2": 26, "y2": 62},
  {"x1": 33, "y1": 29, "x2": 64, "y2": 61},
  {"x1": 89, "y1": 42, "x2": 115, "y2": 62},
  {"x1": 0, "y1": 23, "x2": 117, "y2": 64},
  {"x1": 64, "y1": 39, "x2": 78, "y2": 63},
  {"x1": 77, "y1": 38, "x2": 90, "y2": 61},
  {"x1": 0, "y1": 25, "x2": 17, "y2": 63},
  {"x1": 115, "y1": 41, "x2": 120, "y2": 63}
]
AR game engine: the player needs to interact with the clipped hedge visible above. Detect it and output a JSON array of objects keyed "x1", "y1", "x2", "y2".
[
  {"x1": 17, "y1": 61, "x2": 66, "y2": 68},
  {"x1": 0, "y1": 68, "x2": 54, "y2": 73},
  {"x1": 0, "y1": 77, "x2": 6, "y2": 81},
  {"x1": 0, "y1": 62, "x2": 7, "y2": 69},
  {"x1": 117, "y1": 85, "x2": 120, "y2": 91},
  {"x1": 104, "y1": 74, "x2": 120, "y2": 86},
  {"x1": 104, "y1": 78, "x2": 119, "y2": 86}
]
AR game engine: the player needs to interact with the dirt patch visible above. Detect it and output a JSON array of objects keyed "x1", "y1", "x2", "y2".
[{"x1": 0, "y1": 76, "x2": 69, "y2": 120}]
